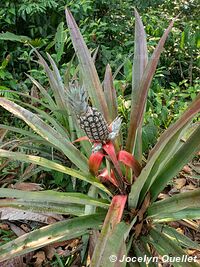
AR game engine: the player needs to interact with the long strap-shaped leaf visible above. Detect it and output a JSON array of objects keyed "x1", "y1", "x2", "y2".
[
  {"x1": 0, "y1": 148, "x2": 111, "y2": 195},
  {"x1": 65, "y1": 9, "x2": 110, "y2": 123},
  {"x1": 0, "y1": 199, "x2": 85, "y2": 216},
  {"x1": 0, "y1": 188, "x2": 109, "y2": 208},
  {"x1": 148, "y1": 227, "x2": 199, "y2": 267},
  {"x1": 126, "y1": 14, "x2": 176, "y2": 154},
  {"x1": 148, "y1": 188, "x2": 200, "y2": 219},
  {"x1": 153, "y1": 224, "x2": 200, "y2": 250},
  {"x1": 0, "y1": 213, "x2": 105, "y2": 262},
  {"x1": 149, "y1": 124, "x2": 200, "y2": 201},
  {"x1": 103, "y1": 64, "x2": 118, "y2": 121},
  {"x1": 128, "y1": 9, "x2": 148, "y2": 162},
  {"x1": 128, "y1": 93, "x2": 200, "y2": 208},
  {"x1": 0, "y1": 97, "x2": 89, "y2": 172},
  {"x1": 33, "y1": 49, "x2": 68, "y2": 113},
  {"x1": 90, "y1": 195, "x2": 127, "y2": 267}
]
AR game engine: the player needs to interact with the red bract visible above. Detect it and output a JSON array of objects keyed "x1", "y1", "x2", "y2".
[
  {"x1": 98, "y1": 168, "x2": 119, "y2": 187},
  {"x1": 118, "y1": 150, "x2": 142, "y2": 177},
  {"x1": 88, "y1": 151, "x2": 105, "y2": 175},
  {"x1": 87, "y1": 140, "x2": 142, "y2": 192},
  {"x1": 102, "y1": 142, "x2": 123, "y2": 178}
]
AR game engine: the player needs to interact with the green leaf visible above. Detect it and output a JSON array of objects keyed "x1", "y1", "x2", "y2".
[
  {"x1": 149, "y1": 208, "x2": 200, "y2": 222},
  {"x1": 26, "y1": 74, "x2": 56, "y2": 109},
  {"x1": 133, "y1": 238, "x2": 158, "y2": 267},
  {"x1": 0, "y1": 97, "x2": 89, "y2": 172},
  {"x1": 0, "y1": 32, "x2": 31, "y2": 42},
  {"x1": 148, "y1": 188, "x2": 200, "y2": 219},
  {"x1": 92, "y1": 222, "x2": 128, "y2": 267},
  {"x1": 0, "y1": 124, "x2": 43, "y2": 141},
  {"x1": 150, "y1": 124, "x2": 200, "y2": 200},
  {"x1": 155, "y1": 224, "x2": 200, "y2": 250},
  {"x1": 148, "y1": 227, "x2": 199, "y2": 267},
  {"x1": 0, "y1": 214, "x2": 105, "y2": 262},
  {"x1": 18, "y1": 101, "x2": 70, "y2": 140},
  {"x1": 55, "y1": 22, "x2": 66, "y2": 63},
  {"x1": 34, "y1": 50, "x2": 68, "y2": 117},
  {"x1": 0, "y1": 149, "x2": 111, "y2": 195},
  {"x1": 0, "y1": 199, "x2": 85, "y2": 216},
  {"x1": 0, "y1": 188, "x2": 110, "y2": 209},
  {"x1": 128, "y1": 93, "x2": 200, "y2": 209}
]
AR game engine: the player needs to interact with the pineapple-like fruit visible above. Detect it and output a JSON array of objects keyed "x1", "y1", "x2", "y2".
[{"x1": 67, "y1": 86, "x2": 121, "y2": 150}]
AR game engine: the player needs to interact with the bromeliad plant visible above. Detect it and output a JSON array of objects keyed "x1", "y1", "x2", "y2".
[{"x1": 0, "y1": 8, "x2": 200, "y2": 266}]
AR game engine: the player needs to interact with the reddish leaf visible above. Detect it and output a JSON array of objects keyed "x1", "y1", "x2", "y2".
[
  {"x1": 118, "y1": 150, "x2": 142, "y2": 177},
  {"x1": 90, "y1": 195, "x2": 127, "y2": 267},
  {"x1": 72, "y1": 136, "x2": 89, "y2": 143},
  {"x1": 103, "y1": 64, "x2": 118, "y2": 121},
  {"x1": 102, "y1": 142, "x2": 123, "y2": 178},
  {"x1": 65, "y1": 9, "x2": 110, "y2": 122},
  {"x1": 88, "y1": 152, "x2": 105, "y2": 175},
  {"x1": 107, "y1": 195, "x2": 127, "y2": 226},
  {"x1": 99, "y1": 168, "x2": 119, "y2": 187},
  {"x1": 126, "y1": 15, "x2": 177, "y2": 154}
]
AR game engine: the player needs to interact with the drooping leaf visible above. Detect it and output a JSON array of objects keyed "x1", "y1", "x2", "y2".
[
  {"x1": 0, "y1": 214, "x2": 105, "y2": 262},
  {"x1": 0, "y1": 188, "x2": 110, "y2": 209},
  {"x1": 0, "y1": 98, "x2": 89, "y2": 172},
  {"x1": 0, "y1": 148, "x2": 111, "y2": 195}
]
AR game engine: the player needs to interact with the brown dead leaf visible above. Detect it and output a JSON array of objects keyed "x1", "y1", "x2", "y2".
[
  {"x1": 180, "y1": 183, "x2": 196, "y2": 192},
  {"x1": 168, "y1": 221, "x2": 180, "y2": 228},
  {"x1": 174, "y1": 178, "x2": 186, "y2": 190},
  {"x1": 182, "y1": 165, "x2": 192, "y2": 174},
  {"x1": 176, "y1": 227, "x2": 184, "y2": 235},
  {"x1": 0, "y1": 223, "x2": 9, "y2": 231},
  {"x1": 43, "y1": 246, "x2": 56, "y2": 260},
  {"x1": 89, "y1": 230, "x2": 100, "y2": 258},
  {"x1": 0, "y1": 257, "x2": 25, "y2": 267},
  {"x1": 11, "y1": 182, "x2": 43, "y2": 191},
  {"x1": 135, "y1": 221, "x2": 143, "y2": 238},
  {"x1": 188, "y1": 163, "x2": 200, "y2": 174},
  {"x1": 137, "y1": 192, "x2": 151, "y2": 221},
  {"x1": 33, "y1": 251, "x2": 46, "y2": 267},
  {"x1": 7, "y1": 222, "x2": 26, "y2": 236},
  {"x1": 20, "y1": 223, "x2": 31, "y2": 233},
  {"x1": 0, "y1": 253, "x2": 33, "y2": 267},
  {"x1": 0, "y1": 208, "x2": 57, "y2": 224},
  {"x1": 157, "y1": 193, "x2": 169, "y2": 200},
  {"x1": 0, "y1": 129, "x2": 7, "y2": 141}
]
